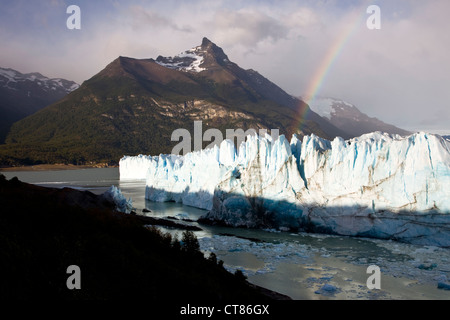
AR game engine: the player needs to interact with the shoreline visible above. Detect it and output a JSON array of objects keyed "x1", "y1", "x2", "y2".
[{"x1": 0, "y1": 163, "x2": 117, "y2": 172}]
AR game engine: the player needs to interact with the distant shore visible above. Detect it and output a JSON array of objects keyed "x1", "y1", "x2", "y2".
[{"x1": 0, "y1": 163, "x2": 117, "y2": 172}]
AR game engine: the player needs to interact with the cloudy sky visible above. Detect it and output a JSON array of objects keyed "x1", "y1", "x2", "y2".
[{"x1": 1, "y1": 0, "x2": 449, "y2": 134}]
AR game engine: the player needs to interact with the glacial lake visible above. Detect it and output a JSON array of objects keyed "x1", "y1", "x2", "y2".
[{"x1": 2, "y1": 167, "x2": 450, "y2": 300}]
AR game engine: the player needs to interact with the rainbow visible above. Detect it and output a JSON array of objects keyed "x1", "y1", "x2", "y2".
[{"x1": 295, "y1": 6, "x2": 370, "y2": 133}]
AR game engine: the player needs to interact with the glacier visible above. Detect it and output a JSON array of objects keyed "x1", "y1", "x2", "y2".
[{"x1": 119, "y1": 132, "x2": 450, "y2": 246}]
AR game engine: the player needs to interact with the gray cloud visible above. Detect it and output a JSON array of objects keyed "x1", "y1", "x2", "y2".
[
  {"x1": 207, "y1": 9, "x2": 289, "y2": 47},
  {"x1": 128, "y1": 6, "x2": 194, "y2": 33}
]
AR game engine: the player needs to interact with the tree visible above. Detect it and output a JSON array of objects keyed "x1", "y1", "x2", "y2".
[
  {"x1": 171, "y1": 234, "x2": 181, "y2": 251},
  {"x1": 181, "y1": 230, "x2": 200, "y2": 253},
  {"x1": 234, "y1": 269, "x2": 247, "y2": 282},
  {"x1": 207, "y1": 252, "x2": 218, "y2": 265}
]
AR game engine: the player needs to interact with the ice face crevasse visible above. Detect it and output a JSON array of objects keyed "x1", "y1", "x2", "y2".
[{"x1": 119, "y1": 132, "x2": 450, "y2": 247}]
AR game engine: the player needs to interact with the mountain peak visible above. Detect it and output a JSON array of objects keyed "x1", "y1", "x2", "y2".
[
  {"x1": 199, "y1": 37, "x2": 229, "y2": 63},
  {"x1": 155, "y1": 38, "x2": 230, "y2": 73},
  {"x1": 201, "y1": 37, "x2": 213, "y2": 46},
  {"x1": 0, "y1": 66, "x2": 79, "y2": 93},
  {"x1": 200, "y1": 37, "x2": 221, "y2": 53},
  {"x1": 307, "y1": 97, "x2": 412, "y2": 137}
]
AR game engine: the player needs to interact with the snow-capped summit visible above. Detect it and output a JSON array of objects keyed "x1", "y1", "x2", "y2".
[
  {"x1": 307, "y1": 97, "x2": 353, "y2": 120},
  {"x1": 0, "y1": 67, "x2": 80, "y2": 142},
  {"x1": 0, "y1": 67, "x2": 79, "y2": 93},
  {"x1": 307, "y1": 96, "x2": 411, "y2": 138},
  {"x1": 154, "y1": 37, "x2": 233, "y2": 73}
]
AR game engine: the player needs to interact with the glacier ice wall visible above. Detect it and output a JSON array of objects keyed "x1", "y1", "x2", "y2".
[
  {"x1": 297, "y1": 131, "x2": 450, "y2": 213},
  {"x1": 120, "y1": 132, "x2": 450, "y2": 246},
  {"x1": 120, "y1": 154, "x2": 159, "y2": 180}
]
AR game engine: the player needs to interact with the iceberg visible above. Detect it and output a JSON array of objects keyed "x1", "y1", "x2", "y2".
[
  {"x1": 120, "y1": 132, "x2": 450, "y2": 246},
  {"x1": 101, "y1": 185, "x2": 133, "y2": 214}
]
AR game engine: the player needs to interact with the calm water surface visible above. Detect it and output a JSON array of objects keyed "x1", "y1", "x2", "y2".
[{"x1": 2, "y1": 168, "x2": 449, "y2": 300}]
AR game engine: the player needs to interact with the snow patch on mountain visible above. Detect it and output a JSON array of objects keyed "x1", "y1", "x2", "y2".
[
  {"x1": 307, "y1": 97, "x2": 354, "y2": 120},
  {"x1": 306, "y1": 96, "x2": 412, "y2": 138},
  {"x1": 155, "y1": 46, "x2": 206, "y2": 73},
  {"x1": 0, "y1": 68, "x2": 18, "y2": 82}
]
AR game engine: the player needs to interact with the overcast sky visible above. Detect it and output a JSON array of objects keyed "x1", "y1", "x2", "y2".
[{"x1": 1, "y1": 0, "x2": 449, "y2": 134}]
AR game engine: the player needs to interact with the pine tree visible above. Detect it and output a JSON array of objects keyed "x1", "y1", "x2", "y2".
[{"x1": 181, "y1": 230, "x2": 200, "y2": 253}]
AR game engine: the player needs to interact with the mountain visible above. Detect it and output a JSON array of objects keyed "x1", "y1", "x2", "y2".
[
  {"x1": 123, "y1": 132, "x2": 450, "y2": 247},
  {"x1": 307, "y1": 97, "x2": 411, "y2": 137},
  {"x1": 0, "y1": 38, "x2": 346, "y2": 166},
  {"x1": 0, "y1": 67, "x2": 79, "y2": 143}
]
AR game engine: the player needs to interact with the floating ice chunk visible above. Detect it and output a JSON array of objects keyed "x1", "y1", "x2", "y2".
[
  {"x1": 102, "y1": 185, "x2": 133, "y2": 214},
  {"x1": 315, "y1": 284, "x2": 340, "y2": 295},
  {"x1": 437, "y1": 282, "x2": 450, "y2": 290},
  {"x1": 175, "y1": 212, "x2": 190, "y2": 220}
]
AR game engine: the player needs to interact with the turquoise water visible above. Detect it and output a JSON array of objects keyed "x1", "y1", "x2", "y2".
[{"x1": 2, "y1": 168, "x2": 449, "y2": 300}]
